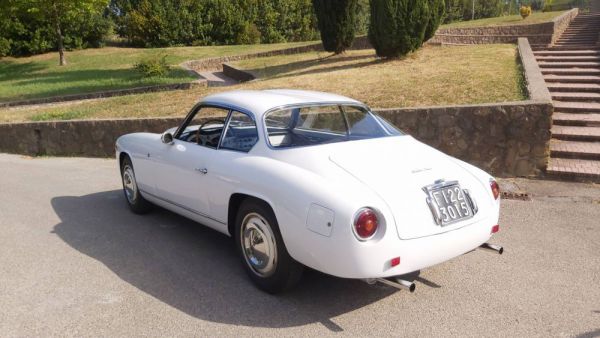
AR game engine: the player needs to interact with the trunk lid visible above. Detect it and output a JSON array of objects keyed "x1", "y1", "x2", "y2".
[{"x1": 329, "y1": 136, "x2": 492, "y2": 239}]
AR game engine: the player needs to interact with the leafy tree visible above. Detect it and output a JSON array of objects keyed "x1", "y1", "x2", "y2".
[
  {"x1": 312, "y1": 0, "x2": 358, "y2": 54},
  {"x1": 368, "y1": 0, "x2": 430, "y2": 58},
  {"x1": 0, "y1": 0, "x2": 110, "y2": 57},
  {"x1": 425, "y1": 0, "x2": 445, "y2": 41},
  {"x1": 23, "y1": 0, "x2": 109, "y2": 65}
]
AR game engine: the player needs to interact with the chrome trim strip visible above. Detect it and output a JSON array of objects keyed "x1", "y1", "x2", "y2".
[
  {"x1": 261, "y1": 101, "x2": 373, "y2": 150},
  {"x1": 140, "y1": 189, "x2": 226, "y2": 225}
]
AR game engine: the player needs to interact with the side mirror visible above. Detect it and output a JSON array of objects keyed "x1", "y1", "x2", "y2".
[{"x1": 161, "y1": 132, "x2": 174, "y2": 145}]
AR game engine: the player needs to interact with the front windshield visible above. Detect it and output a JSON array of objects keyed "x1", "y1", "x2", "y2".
[{"x1": 264, "y1": 104, "x2": 403, "y2": 149}]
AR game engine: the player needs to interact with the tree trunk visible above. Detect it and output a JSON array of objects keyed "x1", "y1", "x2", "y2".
[{"x1": 54, "y1": 12, "x2": 66, "y2": 66}]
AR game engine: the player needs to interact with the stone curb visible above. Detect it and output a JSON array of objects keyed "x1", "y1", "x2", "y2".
[{"x1": 518, "y1": 38, "x2": 553, "y2": 102}]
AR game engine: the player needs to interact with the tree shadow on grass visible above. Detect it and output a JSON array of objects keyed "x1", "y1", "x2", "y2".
[
  {"x1": 245, "y1": 52, "x2": 384, "y2": 81},
  {"x1": 1, "y1": 67, "x2": 192, "y2": 102},
  {"x1": 0, "y1": 60, "x2": 48, "y2": 81},
  {"x1": 51, "y1": 190, "x2": 399, "y2": 331}
]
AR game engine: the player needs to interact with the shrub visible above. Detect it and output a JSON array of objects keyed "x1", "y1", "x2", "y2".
[
  {"x1": 368, "y1": 0, "x2": 430, "y2": 58},
  {"x1": 236, "y1": 23, "x2": 262, "y2": 45},
  {"x1": 133, "y1": 54, "x2": 171, "y2": 77},
  {"x1": 520, "y1": 6, "x2": 532, "y2": 18},
  {"x1": 312, "y1": 0, "x2": 358, "y2": 54}
]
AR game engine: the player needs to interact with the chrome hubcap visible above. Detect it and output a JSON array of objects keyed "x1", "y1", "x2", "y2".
[
  {"x1": 122, "y1": 165, "x2": 137, "y2": 204},
  {"x1": 241, "y1": 213, "x2": 277, "y2": 277}
]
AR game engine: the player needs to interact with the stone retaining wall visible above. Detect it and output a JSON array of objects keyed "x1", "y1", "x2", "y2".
[
  {"x1": 430, "y1": 8, "x2": 578, "y2": 45},
  {"x1": 0, "y1": 101, "x2": 552, "y2": 177},
  {"x1": 223, "y1": 63, "x2": 256, "y2": 82},
  {"x1": 378, "y1": 101, "x2": 552, "y2": 177},
  {"x1": 184, "y1": 37, "x2": 373, "y2": 73},
  {"x1": 183, "y1": 43, "x2": 324, "y2": 72}
]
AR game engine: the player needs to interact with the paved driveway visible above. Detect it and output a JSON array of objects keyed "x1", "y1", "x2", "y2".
[{"x1": 0, "y1": 154, "x2": 599, "y2": 337}]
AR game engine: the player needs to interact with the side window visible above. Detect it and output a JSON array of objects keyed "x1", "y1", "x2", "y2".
[
  {"x1": 176, "y1": 106, "x2": 229, "y2": 149},
  {"x1": 297, "y1": 106, "x2": 346, "y2": 134},
  {"x1": 220, "y1": 111, "x2": 258, "y2": 152}
]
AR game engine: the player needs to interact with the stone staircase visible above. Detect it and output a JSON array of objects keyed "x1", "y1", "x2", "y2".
[{"x1": 534, "y1": 12, "x2": 600, "y2": 181}]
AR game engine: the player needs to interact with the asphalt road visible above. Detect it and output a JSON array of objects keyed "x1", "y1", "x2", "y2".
[{"x1": 0, "y1": 153, "x2": 599, "y2": 337}]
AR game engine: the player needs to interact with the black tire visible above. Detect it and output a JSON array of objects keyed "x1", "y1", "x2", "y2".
[
  {"x1": 121, "y1": 155, "x2": 153, "y2": 214},
  {"x1": 234, "y1": 199, "x2": 303, "y2": 294}
]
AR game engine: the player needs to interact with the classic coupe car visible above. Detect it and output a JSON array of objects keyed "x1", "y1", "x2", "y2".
[{"x1": 116, "y1": 89, "x2": 503, "y2": 294}]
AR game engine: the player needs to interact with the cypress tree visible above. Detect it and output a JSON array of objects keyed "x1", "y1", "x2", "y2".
[
  {"x1": 368, "y1": 0, "x2": 430, "y2": 58},
  {"x1": 424, "y1": 0, "x2": 445, "y2": 42},
  {"x1": 312, "y1": 0, "x2": 358, "y2": 54}
]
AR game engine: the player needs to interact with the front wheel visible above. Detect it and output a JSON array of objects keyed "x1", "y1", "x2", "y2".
[
  {"x1": 121, "y1": 156, "x2": 152, "y2": 214},
  {"x1": 235, "y1": 200, "x2": 303, "y2": 294}
]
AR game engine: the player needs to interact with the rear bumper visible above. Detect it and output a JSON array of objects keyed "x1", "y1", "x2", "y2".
[{"x1": 299, "y1": 213, "x2": 498, "y2": 279}]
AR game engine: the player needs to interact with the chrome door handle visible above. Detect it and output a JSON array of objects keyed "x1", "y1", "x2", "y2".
[{"x1": 195, "y1": 168, "x2": 208, "y2": 174}]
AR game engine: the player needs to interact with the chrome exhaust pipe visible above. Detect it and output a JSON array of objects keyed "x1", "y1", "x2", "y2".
[
  {"x1": 480, "y1": 242, "x2": 504, "y2": 255},
  {"x1": 374, "y1": 278, "x2": 416, "y2": 293}
]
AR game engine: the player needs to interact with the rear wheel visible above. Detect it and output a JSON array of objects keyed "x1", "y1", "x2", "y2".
[
  {"x1": 235, "y1": 199, "x2": 303, "y2": 293},
  {"x1": 121, "y1": 156, "x2": 152, "y2": 214}
]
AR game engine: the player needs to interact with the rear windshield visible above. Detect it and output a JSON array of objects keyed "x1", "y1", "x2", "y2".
[{"x1": 264, "y1": 104, "x2": 403, "y2": 149}]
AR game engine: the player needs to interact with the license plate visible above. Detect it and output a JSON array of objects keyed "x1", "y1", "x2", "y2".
[{"x1": 423, "y1": 180, "x2": 476, "y2": 226}]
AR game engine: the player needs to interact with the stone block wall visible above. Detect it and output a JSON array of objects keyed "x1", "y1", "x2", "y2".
[
  {"x1": 0, "y1": 101, "x2": 552, "y2": 177},
  {"x1": 430, "y1": 8, "x2": 578, "y2": 45},
  {"x1": 377, "y1": 101, "x2": 553, "y2": 177}
]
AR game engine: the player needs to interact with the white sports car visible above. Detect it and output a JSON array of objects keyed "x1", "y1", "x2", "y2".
[{"x1": 116, "y1": 89, "x2": 503, "y2": 294}]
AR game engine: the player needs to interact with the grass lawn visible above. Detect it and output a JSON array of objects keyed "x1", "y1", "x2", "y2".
[
  {"x1": 0, "y1": 44, "x2": 526, "y2": 123},
  {"x1": 0, "y1": 42, "x2": 315, "y2": 103},
  {"x1": 441, "y1": 10, "x2": 567, "y2": 29}
]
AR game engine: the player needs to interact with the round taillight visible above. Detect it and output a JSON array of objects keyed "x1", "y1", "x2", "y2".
[
  {"x1": 353, "y1": 208, "x2": 379, "y2": 240},
  {"x1": 490, "y1": 180, "x2": 500, "y2": 200}
]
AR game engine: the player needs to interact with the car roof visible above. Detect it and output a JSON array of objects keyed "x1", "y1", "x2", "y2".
[{"x1": 199, "y1": 89, "x2": 364, "y2": 117}]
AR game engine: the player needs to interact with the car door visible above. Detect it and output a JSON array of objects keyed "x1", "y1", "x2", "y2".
[
  {"x1": 151, "y1": 105, "x2": 230, "y2": 222},
  {"x1": 201, "y1": 110, "x2": 260, "y2": 222}
]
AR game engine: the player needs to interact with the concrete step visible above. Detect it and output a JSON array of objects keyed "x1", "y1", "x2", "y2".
[
  {"x1": 553, "y1": 101, "x2": 600, "y2": 113},
  {"x1": 551, "y1": 92, "x2": 600, "y2": 102},
  {"x1": 535, "y1": 55, "x2": 600, "y2": 62},
  {"x1": 538, "y1": 61, "x2": 600, "y2": 68},
  {"x1": 545, "y1": 46, "x2": 600, "y2": 51},
  {"x1": 544, "y1": 75, "x2": 600, "y2": 83},
  {"x1": 556, "y1": 40, "x2": 599, "y2": 45},
  {"x1": 552, "y1": 125, "x2": 600, "y2": 141},
  {"x1": 551, "y1": 140, "x2": 600, "y2": 160},
  {"x1": 534, "y1": 50, "x2": 600, "y2": 56},
  {"x1": 542, "y1": 68, "x2": 600, "y2": 76},
  {"x1": 560, "y1": 32, "x2": 600, "y2": 36},
  {"x1": 546, "y1": 83, "x2": 600, "y2": 92},
  {"x1": 546, "y1": 158, "x2": 600, "y2": 181},
  {"x1": 197, "y1": 71, "x2": 238, "y2": 87},
  {"x1": 553, "y1": 112, "x2": 600, "y2": 126},
  {"x1": 552, "y1": 43, "x2": 599, "y2": 47},
  {"x1": 559, "y1": 34, "x2": 599, "y2": 39}
]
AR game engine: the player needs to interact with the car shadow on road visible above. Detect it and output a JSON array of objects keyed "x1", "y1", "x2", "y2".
[{"x1": 51, "y1": 190, "x2": 398, "y2": 331}]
